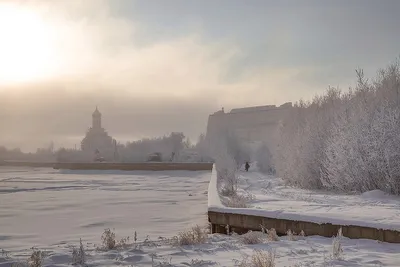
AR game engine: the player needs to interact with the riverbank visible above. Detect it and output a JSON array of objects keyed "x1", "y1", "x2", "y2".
[
  {"x1": 0, "y1": 161, "x2": 213, "y2": 171},
  {"x1": 208, "y1": 167, "x2": 400, "y2": 243}
]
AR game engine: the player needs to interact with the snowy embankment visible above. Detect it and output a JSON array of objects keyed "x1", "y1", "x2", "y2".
[{"x1": 209, "y1": 165, "x2": 400, "y2": 231}]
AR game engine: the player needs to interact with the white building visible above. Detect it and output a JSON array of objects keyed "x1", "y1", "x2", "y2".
[{"x1": 81, "y1": 107, "x2": 116, "y2": 159}]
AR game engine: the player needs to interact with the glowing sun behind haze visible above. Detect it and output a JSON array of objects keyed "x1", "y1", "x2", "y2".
[{"x1": 0, "y1": 3, "x2": 59, "y2": 85}]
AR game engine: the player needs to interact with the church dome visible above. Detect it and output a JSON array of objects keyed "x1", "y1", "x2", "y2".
[{"x1": 93, "y1": 106, "x2": 101, "y2": 117}]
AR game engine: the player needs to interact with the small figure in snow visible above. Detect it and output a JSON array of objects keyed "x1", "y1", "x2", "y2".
[{"x1": 245, "y1": 161, "x2": 250, "y2": 172}]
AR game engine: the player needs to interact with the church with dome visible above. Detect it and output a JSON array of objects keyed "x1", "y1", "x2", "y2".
[{"x1": 81, "y1": 107, "x2": 116, "y2": 158}]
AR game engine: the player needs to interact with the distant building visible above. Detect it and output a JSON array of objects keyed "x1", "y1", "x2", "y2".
[
  {"x1": 206, "y1": 102, "x2": 293, "y2": 152},
  {"x1": 81, "y1": 107, "x2": 116, "y2": 158}
]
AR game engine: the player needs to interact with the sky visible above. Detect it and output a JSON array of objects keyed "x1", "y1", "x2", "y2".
[{"x1": 0, "y1": 0, "x2": 399, "y2": 151}]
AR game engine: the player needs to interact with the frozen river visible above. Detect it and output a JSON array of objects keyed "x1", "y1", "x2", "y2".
[
  {"x1": 2, "y1": 167, "x2": 400, "y2": 267},
  {"x1": 0, "y1": 167, "x2": 210, "y2": 251}
]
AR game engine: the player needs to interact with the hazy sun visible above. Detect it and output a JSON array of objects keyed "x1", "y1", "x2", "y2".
[{"x1": 0, "y1": 3, "x2": 58, "y2": 85}]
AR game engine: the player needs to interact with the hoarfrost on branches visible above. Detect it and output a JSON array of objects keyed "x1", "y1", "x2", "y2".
[{"x1": 276, "y1": 60, "x2": 400, "y2": 195}]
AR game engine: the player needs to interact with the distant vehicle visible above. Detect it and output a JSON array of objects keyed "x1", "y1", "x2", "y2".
[
  {"x1": 94, "y1": 149, "x2": 106, "y2": 162},
  {"x1": 147, "y1": 152, "x2": 162, "y2": 162},
  {"x1": 94, "y1": 156, "x2": 106, "y2": 162}
]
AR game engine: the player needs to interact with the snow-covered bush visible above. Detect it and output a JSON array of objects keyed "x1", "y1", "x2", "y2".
[
  {"x1": 276, "y1": 59, "x2": 400, "y2": 194},
  {"x1": 209, "y1": 129, "x2": 252, "y2": 197},
  {"x1": 100, "y1": 228, "x2": 130, "y2": 250},
  {"x1": 216, "y1": 153, "x2": 238, "y2": 196},
  {"x1": 251, "y1": 250, "x2": 276, "y2": 267},
  {"x1": 72, "y1": 239, "x2": 86, "y2": 265},
  {"x1": 332, "y1": 228, "x2": 343, "y2": 260},
  {"x1": 28, "y1": 249, "x2": 44, "y2": 267},
  {"x1": 101, "y1": 228, "x2": 116, "y2": 250},
  {"x1": 286, "y1": 229, "x2": 295, "y2": 241},
  {"x1": 285, "y1": 229, "x2": 305, "y2": 241},
  {"x1": 224, "y1": 193, "x2": 250, "y2": 208},
  {"x1": 234, "y1": 249, "x2": 275, "y2": 267},
  {"x1": 171, "y1": 225, "x2": 208, "y2": 246},
  {"x1": 211, "y1": 132, "x2": 240, "y2": 196},
  {"x1": 260, "y1": 226, "x2": 279, "y2": 241},
  {"x1": 266, "y1": 228, "x2": 279, "y2": 242},
  {"x1": 238, "y1": 231, "x2": 265, "y2": 244}
]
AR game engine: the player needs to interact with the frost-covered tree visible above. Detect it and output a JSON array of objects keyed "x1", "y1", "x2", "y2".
[
  {"x1": 194, "y1": 133, "x2": 213, "y2": 161},
  {"x1": 206, "y1": 129, "x2": 247, "y2": 195},
  {"x1": 276, "y1": 59, "x2": 400, "y2": 194},
  {"x1": 213, "y1": 135, "x2": 239, "y2": 196},
  {"x1": 207, "y1": 128, "x2": 250, "y2": 167},
  {"x1": 255, "y1": 144, "x2": 274, "y2": 173},
  {"x1": 322, "y1": 64, "x2": 400, "y2": 194},
  {"x1": 224, "y1": 131, "x2": 250, "y2": 168},
  {"x1": 119, "y1": 132, "x2": 186, "y2": 162}
]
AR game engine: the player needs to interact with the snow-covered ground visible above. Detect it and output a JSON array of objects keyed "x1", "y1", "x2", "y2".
[
  {"x1": 239, "y1": 171, "x2": 400, "y2": 231},
  {"x1": 2, "y1": 227, "x2": 400, "y2": 266},
  {"x1": 2, "y1": 166, "x2": 400, "y2": 266},
  {"x1": 209, "y1": 167, "x2": 400, "y2": 231}
]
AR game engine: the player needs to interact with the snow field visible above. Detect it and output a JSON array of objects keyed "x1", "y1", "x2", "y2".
[{"x1": 1, "y1": 166, "x2": 400, "y2": 266}]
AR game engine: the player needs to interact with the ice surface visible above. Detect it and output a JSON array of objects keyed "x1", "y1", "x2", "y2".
[{"x1": 0, "y1": 167, "x2": 210, "y2": 251}]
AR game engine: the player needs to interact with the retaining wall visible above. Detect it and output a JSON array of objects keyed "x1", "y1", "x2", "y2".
[{"x1": 208, "y1": 211, "x2": 400, "y2": 243}]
